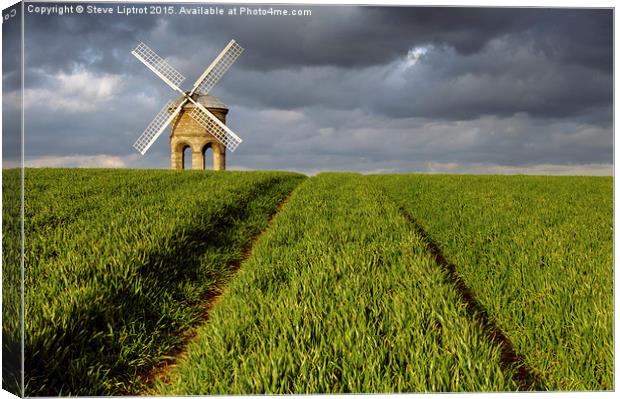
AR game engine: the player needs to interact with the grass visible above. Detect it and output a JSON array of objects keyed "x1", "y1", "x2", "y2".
[
  {"x1": 22, "y1": 168, "x2": 305, "y2": 395},
  {"x1": 156, "y1": 173, "x2": 521, "y2": 394},
  {"x1": 11, "y1": 170, "x2": 612, "y2": 394},
  {"x1": 2, "y1": 168, "x2": 23, "y2": 395},
  {"x1": 370, "y1": 174, "x2": 613, "y2": 390}
]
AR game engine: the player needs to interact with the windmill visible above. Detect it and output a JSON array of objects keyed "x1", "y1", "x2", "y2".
[{"x1": 131, "y1": 40, "x2": 244, "y2": 170}]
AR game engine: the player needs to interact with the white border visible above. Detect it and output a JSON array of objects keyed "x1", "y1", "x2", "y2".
[{"x1": 0, "y1": 1, "x2": 616, "y2": 398}]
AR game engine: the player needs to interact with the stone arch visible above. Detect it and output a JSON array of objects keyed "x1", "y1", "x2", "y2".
[
  {"x1": 202, "y1": 142, "x2": 213, "y2": 170},
  {"x1": 201, "y1": 141, "x2": 226, "y2": 171},
  {"x1": 171, "y1": 140, "x2": 193, "y2": 170}
]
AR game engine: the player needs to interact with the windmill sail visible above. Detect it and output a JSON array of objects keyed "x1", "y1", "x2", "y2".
[
  {"x1": 190, "y1": 40, "x2": 244, "y2": 96},
  {"x1": 188, "y1": 104, "x2": 242, "y2": 151},
  {"x1": 132, "y1": 39, "x2": 244, "y2": 156},
  {"x1": 133, "y1": 100, "x2": 185, "y2": 155},
  {"x1": 132, "y1": 42, "x2": 186, "y2": 92}
]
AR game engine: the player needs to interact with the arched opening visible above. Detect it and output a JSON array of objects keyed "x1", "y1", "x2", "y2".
[
  {"x1": 202, "y1": 143, "x2": 213, "y2": 170},
  {"x1": 182, "y1": 145, "x2": 192, "y2": 170}
]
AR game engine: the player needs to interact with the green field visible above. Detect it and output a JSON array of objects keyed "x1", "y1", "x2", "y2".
[
  {"x1": 370, "y1": 174, "x2": 614, "y2": 390},
  {"x1": 2, "y1": 168, "x2": 22, "y2": 395},
  {"x1": 10, "y1": 169, "x2": 613, "y2": 394},
  {"x1": 156, "y1": 173, "x2": 520, "y2": 394},
  {"x1": 22, "y1": 168, "x2": 305, "y2": 395}
]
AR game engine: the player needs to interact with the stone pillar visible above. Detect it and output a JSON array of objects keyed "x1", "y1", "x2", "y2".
[
  {"x1": 192, "y1": 149, "x2": 204, "y2": 170},
  {"x1": 213, "y1": 143, "x2": 226, "y2": 171},
  {"x1": 171, "y1": 146, "x2": 182, "y2": 169},
  {"x1": 170, "y1": 137, "x2": 185, "y2": 170}
]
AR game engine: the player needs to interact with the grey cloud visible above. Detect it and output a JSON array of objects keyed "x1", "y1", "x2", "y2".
[
  {"x1": 220, "y1": 105, "x2": 612, "y2": 171},
  {"x1": 219, "y1": 35, "x2": 611, "y2": 122},
  {"x1": 21, "y1": 6, "x2": 613, "y2": 73},
  {"x1": 2, "y1": 4, "x2": 22, "y2": 91}
]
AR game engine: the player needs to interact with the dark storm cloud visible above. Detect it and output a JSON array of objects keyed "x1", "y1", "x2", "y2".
[
  {"x1": 370, "y1": 8, "x2": 611, "y2": 70},
  {"x1": 23, "y1": 15, "x2": 156, "y2": 77},
  {"x1": 158, "y1": 7, "x2": 613, "y2": 72},
  {"x1": 3, "y1": 3, "x2": 23, "y2": 166},
  {"x1": 22, "y1": 6, "x2": 613, "y2": 72},
  {"x1": 9, "y1": 3, "x2": 613, "y2": 174},
  {"x1": 2, "y1": 3, "x2": 22, "y2": 91},
  {"x1": 218, "y1": 35, "x2": 611, "y2": 123},
  {"x1": 144, "y1": 6, "x2": 612, "y2": 122}
]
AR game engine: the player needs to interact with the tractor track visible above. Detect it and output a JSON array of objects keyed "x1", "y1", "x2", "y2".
[
  {"x1": 138, "y1": 193, "x2": 293, "y2": 392},
  {"x1": 393, "y1": 203, "x2": 545, "y2": 391}
]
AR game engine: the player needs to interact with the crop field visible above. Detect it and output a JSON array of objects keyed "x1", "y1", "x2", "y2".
[
  {"x1": 156, "y1": 173, "x2": 612, "y2": 393},
  {"x1": 156, "y1": 173, "x2": 523, "y2": 394},
  {"x1": 2, "y1": 169, "x2": 22, "y2": 394},
  {"x1": 22, "y1": 168, "x2": 305, "y2": 395},
  {"x1": 10, "y1": 170, "x2": 613, "y2": 394},
  {"x1": 369, "y1": 174, "x2": 614, "y2": 390}
]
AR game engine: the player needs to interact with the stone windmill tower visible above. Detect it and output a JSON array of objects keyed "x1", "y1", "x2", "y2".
[
  {"x1": 131, "y1": 40, "x2": 244, "y2": 170},
  {"x1": 169, "y1": 94, "x2": 229, "y2": 170}
]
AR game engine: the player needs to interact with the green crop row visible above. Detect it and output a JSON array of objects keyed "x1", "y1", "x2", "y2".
[
  {"x1": 156, "y1": 173, "x2": 521, "y2": 394},
  {"x1": 2, "y1": 168, "x2": 23, "y2": 395},
  {"x1": 371, "y1": 174, "x2": 613, "y2": 390},
  {"x1": 23, "y1": 168, "x2": 305, "y2": 395}
]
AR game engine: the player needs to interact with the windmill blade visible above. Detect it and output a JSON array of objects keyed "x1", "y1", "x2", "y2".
[
  {"x1": 133, "y1": 100, "x2": 186, "y2": 155},
  {"x1": 132, "y1": 42, "x2": 186, "y2": 93},
  {"x1": 189, "y1": 40, "x2": 244, "y2": 96},
  {"x1": 188, "y1": 104, "x2": 243, "y2": 152}
]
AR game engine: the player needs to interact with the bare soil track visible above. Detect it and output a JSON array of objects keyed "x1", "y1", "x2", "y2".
[
  {"x1": 393, "y1": 203, "x2": 544, "y2": 391},
  {"x1": 139, "y1": 194, "x2": 293, "y2": 391}
]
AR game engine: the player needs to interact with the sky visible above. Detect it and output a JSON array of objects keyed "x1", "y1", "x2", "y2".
[{"x1": 2, "y1": 1, "x2": 614, "y2": 175}]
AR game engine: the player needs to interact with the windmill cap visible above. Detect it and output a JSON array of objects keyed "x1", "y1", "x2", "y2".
[{"x1": 174, "y1": 94, "x2": 229, "y2": 110}]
